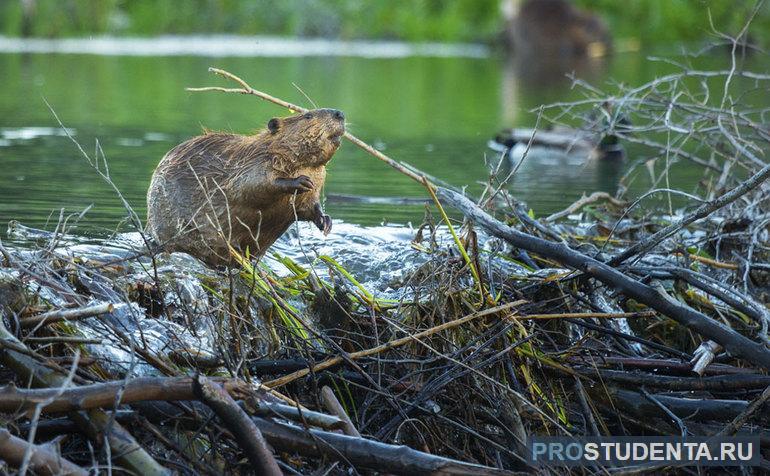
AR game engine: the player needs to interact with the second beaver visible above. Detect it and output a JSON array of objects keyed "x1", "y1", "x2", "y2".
[{"x1": 146, "y1": 108, "x2": 345, "y2": 267}]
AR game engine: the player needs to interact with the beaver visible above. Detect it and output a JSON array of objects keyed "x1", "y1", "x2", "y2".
[
  {"x1": 146, "y1": 108, "x2": 345, "y2": 267},
  {"x1": 503, "y1": 0, "x2": 612, "y2": 58}
]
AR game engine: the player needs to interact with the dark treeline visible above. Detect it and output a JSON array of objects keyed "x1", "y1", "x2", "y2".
[{"x1": 1, "y1": 0, "x2": 768, "y2": 46}]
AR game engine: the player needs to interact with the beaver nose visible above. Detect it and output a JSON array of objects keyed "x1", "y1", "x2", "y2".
[{"x1": 330, "y1": 109, "x2": 344, "y2": 121}]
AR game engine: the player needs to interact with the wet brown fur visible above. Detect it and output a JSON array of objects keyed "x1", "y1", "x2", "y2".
[
  {"x1": 146, "y1": 108, "x2": 345, "y2": 266},
  {"x1": 506, "y1": 0, "x2": 611, "y2": 57}
]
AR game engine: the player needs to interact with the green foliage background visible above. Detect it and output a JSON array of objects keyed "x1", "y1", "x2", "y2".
[{"x1": 1, "y1": 0, "x2": 767, "y2": 45}]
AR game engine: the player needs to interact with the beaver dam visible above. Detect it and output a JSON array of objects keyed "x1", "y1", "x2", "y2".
[{"x1": 1, "y1": 60, "x2": 770, "y2": 475}]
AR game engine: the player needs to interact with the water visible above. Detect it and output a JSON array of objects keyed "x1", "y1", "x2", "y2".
[{"x1": 0, "y1": 36, "x2": 759, "y2": 234}]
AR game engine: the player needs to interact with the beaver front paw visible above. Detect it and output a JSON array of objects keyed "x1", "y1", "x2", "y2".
[
  {"x1": 275, "y1": 175, "x2": 314, "y2": 194},
  {"x1": 314, "y1": 213, "x2": 332, "y2": 236}
]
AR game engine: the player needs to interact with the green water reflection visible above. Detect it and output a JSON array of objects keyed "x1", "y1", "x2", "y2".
[{"x1": 0, "y1": 47, "x2": 749, "y2": 233}]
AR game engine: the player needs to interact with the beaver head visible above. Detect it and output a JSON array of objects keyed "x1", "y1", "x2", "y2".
[{"x1": 265, "y1": 108, "x2": 345, "y2": 170}]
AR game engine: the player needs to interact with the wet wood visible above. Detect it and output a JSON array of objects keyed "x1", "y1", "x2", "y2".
[
  {"x1": 0, "y1": 428, "x2": 88, "y2": 476},
  {"x1": 19, "y1": 302, "x2": 115, "y2": 329},
  {"x1": 193, "y1": 375, "x2": 282, "y2": 476}
]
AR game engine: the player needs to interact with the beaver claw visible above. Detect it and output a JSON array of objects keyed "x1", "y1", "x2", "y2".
[
  {"x1": 276, "y1": 175, "x2": 314, "y2": 193},
  {"x1": 314, "y1": 213, "x2": 332, "y2": 236}
]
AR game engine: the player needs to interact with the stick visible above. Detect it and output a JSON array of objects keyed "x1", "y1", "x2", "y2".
[
  {"x1": 0, "y1": 377, "x2": 250, "y2": 414},
  {"x1": 0, "y1": 320, "x2": 171, "y2": 476},
  {"x1": 320, "y1": 386, "x2": 361, "y2": 437},
  {"x1": 609, "y1": 161, "x2": 770, "y2": 266},
  {"x1": 193, "y1": 375, "x2": 282, "y2": 476},
  {"x1": 570, "y1": 367, "x2": 770, "y2": 391},
  {"x1": 545, "y1": 191, "x2": 626, "y2": 222},
  {"x1": 437, "y1": 188, "x2": 770, "y2": 371},
  {"x1": 717, "y1": 385, "x2": 770, "y2": 435},
  {"x1": 252, "y1": 417, "x2": 517, "y2": 476},
  {"x1": 187, "y1": 68, "x2": 425, "y2": 183},
  {"x1": 521, "y1": 310, "x2": 655, "y2": 320},
  {"x1": 265, "y1": 301, "x2": 524, "y2": 388},
  {"x1": 0, "y1": 428, "x2": 87, "y2": 476},
  {"x1": 599, "y1": 388, "x2": 750, "y2": 422},
  {"x1": 569, "y1": 356, "x2": 753, "y2": 376},
  {"x1": 254, "y1": 401, "x2": 345, "y2": 430},
  {"x1": 19, "y1": 303, "x2": 115, "y2": 329}
]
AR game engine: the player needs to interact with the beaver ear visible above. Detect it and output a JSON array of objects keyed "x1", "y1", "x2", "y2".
[{"x1": 267, "y1": 118, "x2": 280, "y2": 134}]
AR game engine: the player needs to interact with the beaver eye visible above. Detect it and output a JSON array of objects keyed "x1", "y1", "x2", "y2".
[{"x1": 303, "y1": 113, "x2": 312, "y2": 119}]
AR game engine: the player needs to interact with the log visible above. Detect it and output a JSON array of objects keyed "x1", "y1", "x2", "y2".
[
  {"x1": 568, "y1": 356, "x2": 754, "y2": 376},
  {"x1": 601, "y1": 388, "x2": 750, "y2": 421},
  {"x1": 571, "y1": 367, "x2": 770, "y2": 391},
  {"x1": 252, "y1": 417, "x2": 519, "y2": 476},
  {"x1": 0, "y1": 377, "x2": 250, "y2": 414},
  {"x1": 0, "y1": 428, "x2": 87, "y2": 476},
  {"x1": 437, "y1": 187, "x2": 770, "y2": 371}
]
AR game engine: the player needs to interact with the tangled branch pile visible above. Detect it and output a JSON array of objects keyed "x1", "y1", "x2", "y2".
[{"x1": 1, "y1": 55, "x2": 770, "y2": 474}]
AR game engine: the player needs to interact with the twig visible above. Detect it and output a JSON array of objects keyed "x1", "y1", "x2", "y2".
[
  {"x1": 609, "y1": 161, "x2": 770, "y2": 266},
  {"x1": 19, "y1": 303, "x2": 115, "y2": 329},
  {"x1": 320, "y1": 386, "x2": 361, "y2": 437},
  {"x1": 520, "y1": 310, "x2": 655, "y2": 320},
  {"x1": 265, "y1": 301, "x2": 524, "y2": 387},
  {"x1": 545, "y1": 192, "x2": 626, "y2": 222},
  {"x1": 717, "y1": 385, "x2": 770, "y2": 436}
]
